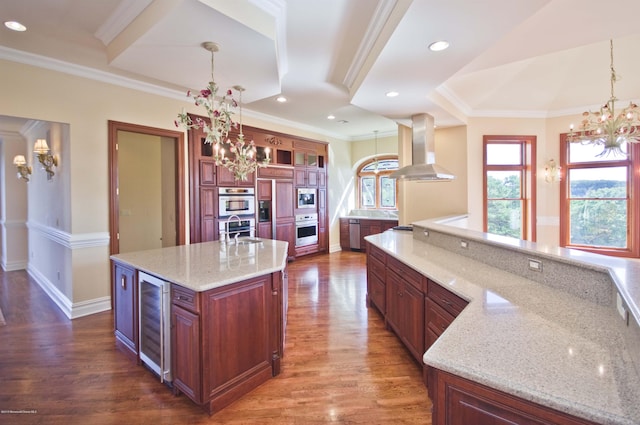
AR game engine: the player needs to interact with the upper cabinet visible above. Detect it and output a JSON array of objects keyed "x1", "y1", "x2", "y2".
[
  {"x1": 256, "y1": 135, "x2": 293, "y2": 167},
  {"x1": 293, "y1": 140, "x2": 327, "y2": 189}
]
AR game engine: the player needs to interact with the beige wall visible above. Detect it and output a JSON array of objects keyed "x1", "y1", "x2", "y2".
[
  {"x1": 350, "y1": 133, "x2": 398, "y2": 169},
  {"x1": 465, "y1": 116, "x2": 563, "y2": 246},
  {"x1": 396, "y1": 124, "x2": 469, "y2": 225},
  {"x1": 0, "y1": 58, "x2": 350, "y2": 316},
  {"x1": 118, "y1": 131, "x2": 163, "y2": 253},
  {"x1": 0, "y1": 131, "x2": 29, "y2": 270}
]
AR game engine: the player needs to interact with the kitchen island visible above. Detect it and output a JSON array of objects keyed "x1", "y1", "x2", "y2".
[
  {"x1": 110, "y1": 238, "x2": 289, "y2": 415},
  {"x1": 365, "y1": 218, "x2": 640, "y2": 425}
]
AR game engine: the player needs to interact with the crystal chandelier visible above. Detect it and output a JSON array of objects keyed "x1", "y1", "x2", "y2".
[
  {"x1": 175, "y1": 42, "x2": 270, "y2": 180},
  {"x1": 567, "y1": 39, "x2": 640, "y2": 157}
]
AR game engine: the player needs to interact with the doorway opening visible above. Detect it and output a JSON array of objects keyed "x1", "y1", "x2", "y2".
[{"x1": 108, "y1": 121, "x2": 185, "y2": 255}]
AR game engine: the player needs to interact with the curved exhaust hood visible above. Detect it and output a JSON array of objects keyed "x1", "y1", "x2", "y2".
[{"x1": 390, "y1": 113, "x2": 455, "y2": 181}]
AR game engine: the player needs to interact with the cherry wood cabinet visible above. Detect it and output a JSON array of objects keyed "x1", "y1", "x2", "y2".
[
  {"x1": 274, "y1": 180, "x2": 295, "y2": 259},
  {"x1": 424, "y1": 279, "x2": 468, "y2": 352},
  {"x1": 366, "y1": 244, "x2": 387, "y2": 314},
  {"x1": 385, "y1": 256, "x2": 425, "y2": 363},
  {"x1": 366, "y1": 244, "x2": 425, "y2": 363},
  {"x1": 172, "y1": 303, "x2": 200, "y2": 401},
  {"x1": 113, "y1": 261, "x2": 137, "y2": 359},
  {"x1": 188, "y1": 121, "x2": 328, "y2": 252},
  {"x1": 341, "y1": 218, "x2": 398, "y2": 252},
  {"x1": 317, "y1": 188, "x2": 328, "y2": 252},
  {"x1": 339, "y1": 218, "x2": 350, "y2": 250},
  {"x1": 171, "y1": 271, "x2": 285, "y2": 415},
  {"x1": 430, "y1": 368, "x2": 600, "y2": 425}
]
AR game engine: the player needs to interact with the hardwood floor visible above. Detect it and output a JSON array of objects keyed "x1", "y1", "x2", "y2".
[{"x1": 0, "y1": 252, "x2": 432, "y2": 424}]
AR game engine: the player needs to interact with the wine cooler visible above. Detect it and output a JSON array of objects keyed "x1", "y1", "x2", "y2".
[{"x1": 138, "y1": 271, "x2": 172, "y2": 383}]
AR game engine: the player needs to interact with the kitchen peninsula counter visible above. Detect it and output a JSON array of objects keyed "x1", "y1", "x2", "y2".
[
  {"x1": 110, "y1": 238, "x2": 289, "y2": 415},
  {"x1": 365, "y1": 223, "x2": 640, "y2": 425}
]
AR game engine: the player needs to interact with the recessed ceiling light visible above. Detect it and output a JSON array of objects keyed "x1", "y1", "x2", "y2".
[
  {"x1": 386, "y1": 91, "x2": 399, "y2": 98},
  {"x1": 327, "y1": 114, "x2": 335, "y2": 120},
  {"x1": 429, "y1": 40, "x2": 449, "y2": 52},
  {"x1": 5, "y1": 21, "x2": 26, "y2": 32},
  {"x1": 276, "y1": 95, "x2": 287, "y2": 103}
]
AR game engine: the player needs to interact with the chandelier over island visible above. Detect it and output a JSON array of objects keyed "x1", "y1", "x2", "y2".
[
  {"x1": 175, "y1": 41, "x2": 270, "y2": 181},
  {"x1": 567, "y1": 39, "x2": 640, "y2": 157}
]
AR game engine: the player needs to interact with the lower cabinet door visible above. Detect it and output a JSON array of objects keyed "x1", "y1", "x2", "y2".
[
  {"x1": 113, "y1": 262, "x2": 137, "y2": 355},
  {"x1": 402, "y1": 283, "x2": 424, "y2": 362},
  {"x1": 172, "y1": 304, "x2": 201, "y2": 403},
  {"x1": 432, "y1": 369, "x2": 600, "y2": 425}
]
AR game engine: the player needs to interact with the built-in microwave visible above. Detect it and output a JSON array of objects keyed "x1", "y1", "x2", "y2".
[
  {"x1": 297, "y1": 188, "x2": 316, "y2": 209},
  {"x1": 218, "y1": 187, "x2": 255, "y2": 218}
]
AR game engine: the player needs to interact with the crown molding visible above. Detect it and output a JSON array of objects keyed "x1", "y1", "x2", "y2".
[{"x1": 0, "y1": 46, "x2": 187, "y2": 101}]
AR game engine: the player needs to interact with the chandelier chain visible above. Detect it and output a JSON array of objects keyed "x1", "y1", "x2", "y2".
[
  {"x1": 175, "y1": 42, "x2": 270, "y2": 181},
  {"x1": 567, "y1": 38, "x2": 640, "y2": 157}
]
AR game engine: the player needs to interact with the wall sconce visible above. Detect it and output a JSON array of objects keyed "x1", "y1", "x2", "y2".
[
  {"x1": 33, "y1": 138, "x2": 57, "y2": 179},
  {"x1": 544, "y1": 159, "x2": 561, "y2": 182},
  {"x1": 13, "y1": 155, "x2": 32, "y2": 182}
]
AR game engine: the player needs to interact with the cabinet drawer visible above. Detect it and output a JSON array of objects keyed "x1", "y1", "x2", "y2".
[
  {"x1": 368, "y1": 243, "x2": 386, "y2": 264},
  {"x1": 428, "y1": 280, "x2": 467, "y2": 317},
  {"x1": 387, "y1": 256, "x2": 423, "y2": 291},
  {"x1": 172, "y1": 285, "x2": 199, "y2": 313},
  {"x1": 426, "y1": 297, "x2": 455, "y2": 337},
  {"x1": 368, "y1": 254, "x2": 386, "y2": 280}
]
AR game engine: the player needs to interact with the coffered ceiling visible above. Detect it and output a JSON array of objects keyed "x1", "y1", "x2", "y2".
[{"x1": 1, "y1": 0, "x2": 640, "y2": 140}]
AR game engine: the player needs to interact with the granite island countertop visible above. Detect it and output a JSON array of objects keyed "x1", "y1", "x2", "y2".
[
  {"x1": 365, "y1": 229, "x2": 640, "y2": 425},
  {"x1": 110, "y1": 238, "x2": 289, "y2": 292}
]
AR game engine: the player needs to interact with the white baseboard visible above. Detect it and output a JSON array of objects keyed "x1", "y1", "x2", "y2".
[
  {"x1": 2, "y1": 259, "x2": 28, "y2": 271},
  {"x1": 329, "y1": 243, "x2": 343, "y2": 253},
  {"x1": 27, "y1": 266, "x2": 111, "y2": 319}
]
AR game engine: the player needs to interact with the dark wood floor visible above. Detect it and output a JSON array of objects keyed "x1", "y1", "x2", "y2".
[{"x1": 0, "y1": 251, "x2": 432, "y2": 424}]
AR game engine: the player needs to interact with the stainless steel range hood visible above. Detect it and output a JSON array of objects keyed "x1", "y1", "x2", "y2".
[{"x1": 390, "y1": 113, "x2": 455, "y2": 181}]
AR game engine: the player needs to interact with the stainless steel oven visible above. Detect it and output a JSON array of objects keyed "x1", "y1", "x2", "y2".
[
  {"x1": 219, "y1": 187, "x2": 255, "y2": 217},
  {"x1": 295, "y1": 213, "x2": 318, "y2": 246},
  {"x1": 219, "y1": 216, "x2": 256, "y2": 242}
]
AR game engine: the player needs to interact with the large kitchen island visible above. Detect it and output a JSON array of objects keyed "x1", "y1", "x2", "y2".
[
  {"x1": 110, "y1": 238, "x2": 289, "y2": 415},
  {"x1": 366, "y1": 217, "x2": 640, "y2": 425}
]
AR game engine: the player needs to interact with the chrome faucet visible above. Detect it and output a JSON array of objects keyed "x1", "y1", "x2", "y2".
[{"x1": 225, "y1": 215, "x2": 242, "y2": 244}]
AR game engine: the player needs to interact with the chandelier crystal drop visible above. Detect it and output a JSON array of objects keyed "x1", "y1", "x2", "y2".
[
  {"x1": 567, "y1": 39, "x2": 640, "y2": 157},
  {"x1": 175, "y1": 42, "x2": 270, "y2": 181}
]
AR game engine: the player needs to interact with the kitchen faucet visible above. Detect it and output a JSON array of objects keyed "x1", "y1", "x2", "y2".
[{"x1": 226, "y1": 215, "x2": 242, "y2": 244}]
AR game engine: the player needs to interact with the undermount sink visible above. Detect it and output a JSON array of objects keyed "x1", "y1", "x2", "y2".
[{"x1": 234, "y1": 237, "x2": 263, "y2": 245}]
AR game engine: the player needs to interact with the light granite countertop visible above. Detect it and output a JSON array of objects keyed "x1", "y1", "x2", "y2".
[
  {"x1": 110, "y1": 239, "x2": 289, "y2": 292},
  {"x1": 365, "y1": 229, "x2": 640, "y2": 425}
]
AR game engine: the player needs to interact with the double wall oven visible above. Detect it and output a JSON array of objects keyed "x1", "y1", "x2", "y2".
[
  {"x1": 295, "y1": 213, "x2": 318, "y2": 247},
  {"x1": 218, "y1": 187, "x2": 256, "y2": 241}
]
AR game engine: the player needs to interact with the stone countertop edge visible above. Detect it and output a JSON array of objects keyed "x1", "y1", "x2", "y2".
[
  {"x1": 364, "y1": 229, "x2": 640, "y2": 425},
  {"x1": 340, "y1": 215, "x2": 399, "y2": 221},
  {"x1": 110, "y1": 239, "x2": 289, "y2": 292},
  {"x1": 416, "y1": 215, "x2": 640, "y2": 328}
]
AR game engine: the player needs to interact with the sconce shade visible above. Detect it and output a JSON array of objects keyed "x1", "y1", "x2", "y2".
[
  {"x1": 33, "y1": 138, "x2": 57, "y2": 179},
  {"x1": 13, "y1": 154, "x2": 32, "y2": 181},
  {"x1": 13, "y1": 155, "x2": 26, "y2": 166},
  {"x1": 33, "y1": 139, "x2": 49, "y2": 154}
]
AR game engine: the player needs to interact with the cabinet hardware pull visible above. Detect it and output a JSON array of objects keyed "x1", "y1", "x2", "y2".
[
  {"x1": 121, "y1": 276, "x2": 126, "y2": 290},
  {"x1": 442, "y1": 298, "x2": 453, "y2": 306}
]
